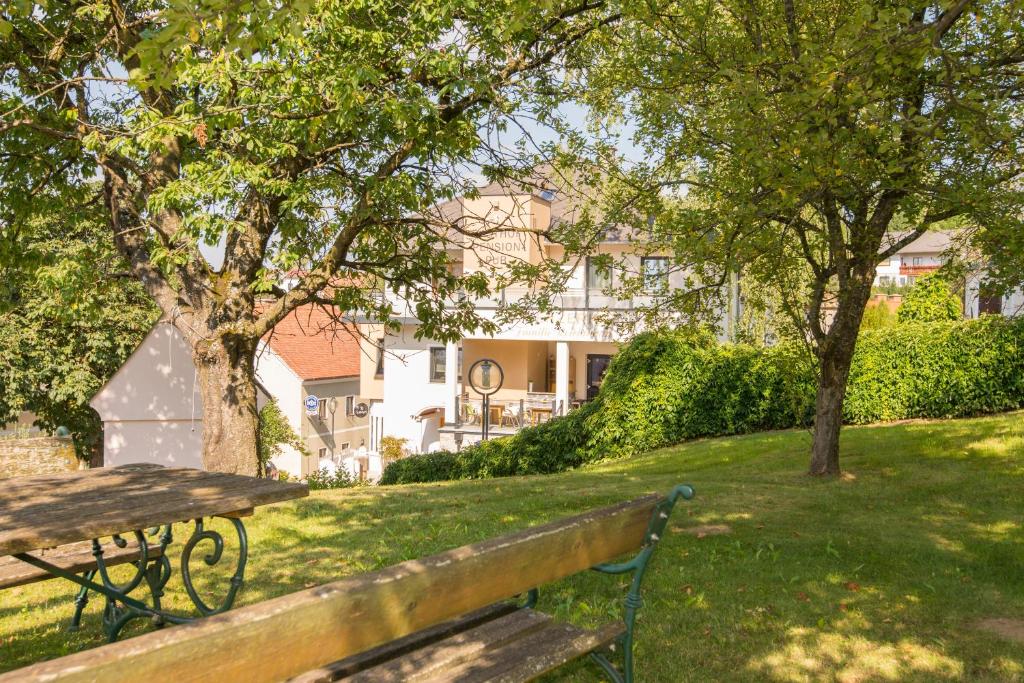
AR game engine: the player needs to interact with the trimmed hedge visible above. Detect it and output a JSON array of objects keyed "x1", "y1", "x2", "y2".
[{"x1": 381, "y1": 317, "x2": 1024, "y2": 485}]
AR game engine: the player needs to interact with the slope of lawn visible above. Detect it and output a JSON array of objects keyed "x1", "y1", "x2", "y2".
[{"x1": 1, "y1": 413, "x2": 1022, "y2": 680}]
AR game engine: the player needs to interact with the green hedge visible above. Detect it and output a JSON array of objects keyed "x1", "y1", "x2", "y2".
[{"x1": 381, "y1": 317, "x2": 1024, "y2": 485}]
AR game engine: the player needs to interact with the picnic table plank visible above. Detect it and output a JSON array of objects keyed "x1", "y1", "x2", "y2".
[{"x1": 0, "y1": 464, "x2": 307, "y2": 556}]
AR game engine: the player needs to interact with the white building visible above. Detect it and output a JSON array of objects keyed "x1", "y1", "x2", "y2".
[
  {"x1": 91, "y1": 304, "x2": 367, "y2": 474},
  {"x1": 357, "y1": 180, "x2": 722, "y2": 455},
  {"x1": 873, "y1": 230, "x2": 1024, "y2": 318}
]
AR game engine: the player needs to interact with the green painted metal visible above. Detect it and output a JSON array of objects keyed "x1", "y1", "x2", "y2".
[
  {"x1": 14, "y1": 515, "x2": 248, "y2": 642},
  {"x1": 588, "y1": 484, "x2": 695, "y2": 683}
]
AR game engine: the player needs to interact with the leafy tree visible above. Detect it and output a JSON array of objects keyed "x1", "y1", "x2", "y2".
[
  {"x1": 578, "y1": 0, "x2": 1024, "y2": 474},
  {"x1": 1, "y1": 0, "x2": 617, "y2": 473},
  {"x1": 860, "y1": 301, "x2": 898, "y2": 331},
  {"x1": 0, "y1": 187, "x2": 156, "y2": 457},
  {"x1": 897, "y1": 274, "x2": 961, "y2": 322},
  {"x1": 257, "y1": 397, "x2": 307, "y2": 477}
]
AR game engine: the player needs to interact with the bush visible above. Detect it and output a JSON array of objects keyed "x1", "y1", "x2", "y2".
[
  {"x1": 861, "y1": 301, "x2": 898, "y2": 331},
  {"x1": 381, "y1": 317, "x2": 1024, "y2": 485},
  {"x1": 897, "y1": 275, "x2": 962, "y2": 323},
  {"x1": 845, "y1": 317, "x2": 1024, "y2": 422},
  {"x1": 306, "y1": 466, "x2": 357, "y2": 490}
]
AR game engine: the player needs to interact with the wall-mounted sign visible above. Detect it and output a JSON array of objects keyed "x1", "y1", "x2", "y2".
[
  {"x1": 353, "y1": 402, "x2": 369, "y2": 418},
  {"x1": 304, "y1": 395, "x2": 319, "y2": 415}
]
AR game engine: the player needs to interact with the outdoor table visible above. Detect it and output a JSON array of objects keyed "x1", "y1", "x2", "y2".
[{"x1": 0, "y1": 463, "x2": 307, "y2": 641}]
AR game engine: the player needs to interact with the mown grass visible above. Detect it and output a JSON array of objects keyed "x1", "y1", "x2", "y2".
[{"x1": 1, "y1": 413, "x2": 1023, "y2": 680}]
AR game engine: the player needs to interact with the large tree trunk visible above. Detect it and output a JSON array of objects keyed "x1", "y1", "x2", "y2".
[
  {"x1": 194, "y1": 335, "x2": 260, "y2": 476},
  {"x1": 808, "y1": 274, "x2": 874, "y2": 476}
]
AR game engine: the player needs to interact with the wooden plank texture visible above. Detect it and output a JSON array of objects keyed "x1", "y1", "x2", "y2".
[
  {"x1": 345, "y1": 610, "x2": 553, "y2": 682},
  {"x1": 0, "y1": 539, "x2": 165, "y2": 590},
  {"x1": 0, "y1": 464, "x2": 308, "y2": 556},
  {"x1": 288, "y1": 603, "x2": 521, "y2": 682},
  {"x1": 0, "y1": 493, "x2": 659, "y2": 683}
]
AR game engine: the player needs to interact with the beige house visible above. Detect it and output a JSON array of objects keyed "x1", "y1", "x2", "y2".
[{"x1": 358, "y1": 177, "x2": 701, "y2": 454}]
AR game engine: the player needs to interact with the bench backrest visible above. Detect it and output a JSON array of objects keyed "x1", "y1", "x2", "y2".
[{"x1": 3, "y1": 493, "x2": 666, "y2": 683}]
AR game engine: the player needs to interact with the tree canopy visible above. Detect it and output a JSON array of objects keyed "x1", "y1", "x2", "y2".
[
  {"x1": 575, "y1": 0, "x2": 1024, "y2": 474},
  {"x1": 1, "y1": 0, "x2": 617, "y2": 472}
]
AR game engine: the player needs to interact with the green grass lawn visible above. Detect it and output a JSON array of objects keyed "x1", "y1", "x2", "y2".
[{"x1": 2, "y1": 413, "x2": 1023, "y2": 680}]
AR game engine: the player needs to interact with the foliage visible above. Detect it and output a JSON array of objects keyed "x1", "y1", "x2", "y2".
[
  {"x1": 258, "y1": 398, "x2": 308, "y2": 475},
  {"x1": 574, "y1": 0, "x2": 1024, "y2": 473},
  {"x1": 0, "y1": 0, "x2": 616, "y2": 472},
  {"x1": 379, "y1": 436, "x2": 408, "y2": 465},
  {"x1": 305, "y1": 466, "x2": 356, "y2": 490},
  {"x1": 860, "y1": 302, "x2": 898, "y2": 331},
  {"x1": 845, "y1": 317, "x2": 1024, "y2": 423},
  {"x1": 897, "y1": 275, "x2": 962, "y2": 323},
  {"x1": 0, "y1": 194, "x2": 156, "y2": 457},
  {"x1": 384, "y1": 318, "x2": 1024, "y2": 484}
]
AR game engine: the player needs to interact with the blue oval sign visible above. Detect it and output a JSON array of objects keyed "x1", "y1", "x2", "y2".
[{"x1": 304, "y1": 395, "x2": 319, "y2": 413}]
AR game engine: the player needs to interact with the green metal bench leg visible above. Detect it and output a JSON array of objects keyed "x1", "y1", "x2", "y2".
[
  {"x1": 68, "y1": 569, "x2": 96, "y2": 632},
  {"x1": 589, "y1": 484, "x2": 695, "y2": 683}
]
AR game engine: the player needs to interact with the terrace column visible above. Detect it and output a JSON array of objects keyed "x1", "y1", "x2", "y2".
[
  {"x1": 445, "y1": 341, "x2": 459, "y2": 425},
  {"x1": 555, "y1": 341, "x2": 570, "y2": 415}
]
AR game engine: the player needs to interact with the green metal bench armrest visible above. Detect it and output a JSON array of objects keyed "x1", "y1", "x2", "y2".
[{"x1": 589, "y1": 484, "x2": 695, "y2": 683}]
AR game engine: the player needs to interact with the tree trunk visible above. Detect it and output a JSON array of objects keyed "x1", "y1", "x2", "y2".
[
  {"x1": 808, "y1": 341, "x2": 855, "y2": 476},
  {"x1": 194, "y1": 336, "x2": 261, "y2": 476},
  {"x1": 808, "y1": 275, "x2": 874, "y2": 477}
]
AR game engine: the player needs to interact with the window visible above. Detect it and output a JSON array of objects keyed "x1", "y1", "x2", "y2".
[
  {"x1": 341, "y1": 442, "x2": 350, "y2": 451},
  {"x1": 374, "y1": 338, "x2": 386, "y2": 376},
  {"x1": 586, "y1": 256, "x2": 611, "y2": 290},
  {"x1": 429, "y1": 347, "x2": 446, "y2": 383},
  {"x1": 345, "y1": 395, "x2": 355, "y2": 416},
  {"x1": 316, "y1": 398, "x2": 327, "y2": 421},
  {"x1": 912, "y1": 256, "x2": 922, "y2": 266},
  {"x1": 641, "y1": 257, "x2": 669, "y2": 291},
  {"x1": 317, "y1": 447, "x2": 327, "y2": 459}
]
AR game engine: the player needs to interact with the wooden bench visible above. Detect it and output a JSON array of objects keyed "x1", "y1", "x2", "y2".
[
  {"x1": 0, "y1": 539, "x2": 165, "y2": 631},
  {"x1": 2, "y1": 485, "x2": 694, "y2": 683}
]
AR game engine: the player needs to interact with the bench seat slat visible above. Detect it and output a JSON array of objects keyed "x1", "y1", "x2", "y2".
[
  {"x1": 287, "y1": 602, "x2": 521, "y2": 682},
  {"x1": 0, "y1": 540, "x2": 165, "y2": 590},
  {"x1": 344, "y1": 609, "x2": 554, "y2": 682}
]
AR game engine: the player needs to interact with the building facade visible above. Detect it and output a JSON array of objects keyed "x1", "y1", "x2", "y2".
[
  {"x1": 91, "y1": 305, "x2": 367, "y2": 475},
  {"x1": 357, "y1": 181, "x2": 708, "y2": 455}
]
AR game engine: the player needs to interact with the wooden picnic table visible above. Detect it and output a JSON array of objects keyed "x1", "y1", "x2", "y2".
[{"x1": 0, "y1": 463, "x2": 307, "y2": 641}]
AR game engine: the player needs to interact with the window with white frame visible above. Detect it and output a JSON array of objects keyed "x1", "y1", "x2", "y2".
[
  {"x1": 316, "y1": 398, "x2": 327, "y2": 421},
  {"x1": 345, "y1": 395, "x2": 355, "y2": 416},
  {"x1": 429, "y1": 347, "x2": 446, "y2": 382},
  {"x1": 641, "y1": 257, "x2": 669, "y2": 291},
  {"x1": 585, "y1": 256, "x2": 611, "y2": 290}
]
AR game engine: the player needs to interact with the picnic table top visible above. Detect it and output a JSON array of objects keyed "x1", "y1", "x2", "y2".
[{"x1": 0, "y1": 464, "x2": 308, "y2": 557}]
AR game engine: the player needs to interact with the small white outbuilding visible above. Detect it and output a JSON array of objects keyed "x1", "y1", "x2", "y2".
[{"x1": 90, "y1": 322, "x2": 269, "y2": 470}]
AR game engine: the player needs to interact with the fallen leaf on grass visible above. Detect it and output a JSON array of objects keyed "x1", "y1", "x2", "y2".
[
  {"x1": 796, "y1": 591, "x2": 811, "y2": 602},
  {"x1": 845, "y1": 581, "x2": 860, "y2": 592}
]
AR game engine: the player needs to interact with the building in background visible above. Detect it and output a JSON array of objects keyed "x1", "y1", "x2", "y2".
[
  {"x1": 256, "y1": 304, "x2": 366, "y2": 477},
  {"x1": 91, "y1": 304, "x2": 366, "y2": 475},
  {"x1": 357, "y1": 178, "x2": 733, "y2": 455}
]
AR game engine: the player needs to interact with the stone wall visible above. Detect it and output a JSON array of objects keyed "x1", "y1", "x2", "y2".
[{"x1": 0, "y1": 435, "x2": 79, "y2": 478}]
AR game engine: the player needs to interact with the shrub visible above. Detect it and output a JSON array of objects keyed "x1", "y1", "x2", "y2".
[
  {"x1": 897, "y1": 274, "x2": 962, "y2": 323},
  {"x1": 258, "y1": 398, "x2": 308, "y2": 476},
  {"x1": 381, "y1": 317, "x2": 1024, "y2": 485},
  {"x1": 861, "y1": 301, "x2": 898, "y2": 330},
  {"x1": 306, "y1": 466, "x2": 357, "y2": 490}
]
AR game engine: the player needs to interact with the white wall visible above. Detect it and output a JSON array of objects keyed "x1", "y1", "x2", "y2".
[
  {"x1": 102, "y1": 420, "x2": 203, "y2": 469},
  {"x1": 92, "y1": 323, "x2": 202, "y2": 423},
  {"x1": 91, "y1": 323, "x2": 205, "y2": 468},
  {"x1": 254, "y1": 342, "x2": 307, "y2": 477},
  {"x1": 381, "y1": 326, "x2": 451, "y2": 453}
]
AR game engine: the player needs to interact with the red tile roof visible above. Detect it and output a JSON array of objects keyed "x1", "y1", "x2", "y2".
[{"x1": 262, "y1": 304, "x2": 361, "y2": 381}]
